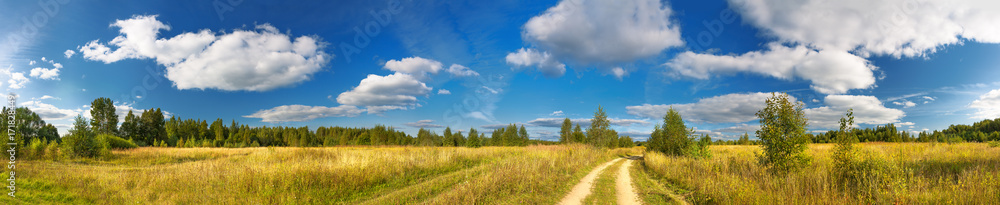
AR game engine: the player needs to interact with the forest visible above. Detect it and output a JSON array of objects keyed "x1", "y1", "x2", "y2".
[{"x1": 4, "y1": 96, "x2": 1000, "y2": 159}]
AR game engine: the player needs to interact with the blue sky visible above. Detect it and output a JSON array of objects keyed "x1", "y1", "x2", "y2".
[{"x1": 3, "y1": 0, "x2": 1000, "y2": 141}]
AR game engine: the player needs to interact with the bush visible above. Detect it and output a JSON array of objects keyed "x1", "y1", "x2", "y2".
[
  {"x1": 25, "y1": 138, "x2": 46, "y2": 160},
  {"x1": 45, "y1": 141, "x2": 60, "y2": 160},
  {"x1": 830, "y1": 108, "x2": 908, "y2": 202},
  {"x1": 832, "y1": 149, "x2": 909, "y2": 202},
  {"x1": 98, "y1": 134, "x2": 138, "y2": 149},
  {"x1": 945, "y1": 136, "x2": 964, "y2": 144},
  {"x1": 686, "y1": 135, "x2": 712, "y2": 158},
  {"x1": 755, "y1": 93, "x2": 811, "y2": 174},
  {"x1": 988, "y1": 141, "x2": 999, "y2": 148},
  {"x1": 63, "y1": 132, "x2": 107, "y2": 158},
  {"x1": 648, "y1": 107, "x2": 709, "y2": 158}
]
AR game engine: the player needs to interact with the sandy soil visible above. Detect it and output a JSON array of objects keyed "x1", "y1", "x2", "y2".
[
  {"x1": 615, "y1": 159, "x2": 641, "y2": 205},
  {"x1": 557, "y1": 158, "x2": 622, "y2": 205}
]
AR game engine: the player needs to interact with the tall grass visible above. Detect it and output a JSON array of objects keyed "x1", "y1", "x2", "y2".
[
  {"x1": 641, "y1": 143, "x2": 1000, "y2": 204},
  {"x1": 3, "y1": 145, "x2": 639, "y2": 204}
]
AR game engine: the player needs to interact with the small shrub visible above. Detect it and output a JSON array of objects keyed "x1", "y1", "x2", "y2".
[
  {"x1": 686, "y1": 136, "x2": 712, "y2": 158},
  {"x1": 45, "y1": 141, "x2": 60, "y2": 160},
  {"x1": 945, "y1": 136, "x2": 964, "y2": 144},
  {"x1": 200, "y1": 139, "x2": 213, "y2": 147},
  {"x1": 832, "y1": 149, "x2": 909, "y2": 202},
  {"x1": 988, "y1": 141, "x2": 999, "y2": 148},
  {"x1": 63, "y1": 132, "x2": 106, "y2": 158},
  {"x1": 98, "y1": 134, "x2": 138, "y2": 149},
  {"x1": 26, "y1": 138, "x2": 46, "y2": 160}
]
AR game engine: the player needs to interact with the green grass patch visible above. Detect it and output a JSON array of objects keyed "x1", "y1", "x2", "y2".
[{"x1": 583, "y1": 158, "x2": 625, "y2": 204}]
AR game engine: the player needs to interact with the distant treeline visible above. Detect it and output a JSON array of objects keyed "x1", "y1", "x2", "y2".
[
  {"x1": 2, "y1": 98, "x2": 562, "y2": 149},
  {"x1": 4, "y1": 97, "x2": 999, "y2": 151},
  {"x1": 710, "y1": 118, "x2": 1000, "y2": 145},
  {"x1": 161, "y1": 118, "x2": 548, "y2": 148}
]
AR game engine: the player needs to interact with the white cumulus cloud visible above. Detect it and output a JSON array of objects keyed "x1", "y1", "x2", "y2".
[
  {"x1": 404, "y1": 119, "x2": 444, "y2": 128},
  {"x1": 79, "y1": 15, "x2": 329, "y2": 91},
  {"x1": 64, "y1": 50, "x2": 75, "y2": 58},
  {"x1": 2, "y1": 68, "x2": 28, "y2": 89},
  {"x1": 243, "y1": 105, "x2": 364, "y2": 122},
  {"x1": 522, "y1": 0, "x2": 684, "y2": 64},
  {"x1": 437, "y1": 89, "x2": 451, "y2": 95},
  {"x1": 713, "y1": 124, "x2": 760, "y2": 134},
  {"x1": 804, "y1": 95, "x2": 906, "y2": 129},
  {"x1": 383, "y1": 56, "x2": 443, "y2": 79},
  {"x1": 528, "y1": 117, "x2": 649, "y2": 127},
  {"x1": 728, "y1": 0, "x2": 1000, "y2": 58},
  {"x1": 446, "y1": 64, "x2": 479, "y2": 77},
  {"x1": 665, "y1": 44, "x2": 876, "y2": 94},
  {"x1": 30, "y1": 67, "x2": 60, "y2": 80},
  {"x1": 505, "y1": 48, "x2": 566, "y2": 78},
  {"x1": 550, "y1": 110, "x2": 564, "y2": 116},
  {"x1": 970, "y1": 89, "x2": 1000, "y2": 119},
  {"x1": 20, "y1": 100, "x2": 80, "y2": 121},
  {"x1": 892, "y1": 100, "x2": 917, "y2": 108},
  {"x1": 336, "y1": 73, "x2": 432, "y2": 114},
  {"x1": 626, "y1": 92, "x2": 787, "y2": 123}
]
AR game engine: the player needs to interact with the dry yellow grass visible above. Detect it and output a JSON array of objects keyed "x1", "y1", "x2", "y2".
[
  {"x1": 2, "y1": 145, "x2": 641, "y2": 204},
  {"x1": 640, "y1": 143, "x2": 1000, "y2": 204}
]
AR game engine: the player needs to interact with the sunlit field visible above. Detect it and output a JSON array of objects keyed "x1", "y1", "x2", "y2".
[
  {"x1": 640, "y1": 143, "x2": 1000, "y2": 204},
  {"x1": 4, "y1": 145, "x2": 640, "y2": 204}
]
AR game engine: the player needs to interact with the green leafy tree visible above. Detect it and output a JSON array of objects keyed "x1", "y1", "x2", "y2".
[
  {"x1": 1, "y1": 107, "x2": 59, "y2": 144},
  {"x1": 832, "y1": 109, "x2": 859, "y2": 188},
  {"x1": 572, "y1": 124, "x2": 585, "y2": 143},
  {"x1": 738, "y1": 133, "x2": 751, "y2": 145},
  {"x1": 466, "y1": 127, "x2": 480, "y2": 147},
  {"x1": 755, "y1": 92, "x2": 811, "y2": 174},
  {"x1": 210, "y1": 118, "x2": 227, "y2": 146},
  {"x1": 648, "y1": 107, "x2": 699, "y2": 156},
  {"x1": 89, "y1": 97, "x2": 118, "y2": 135},
  {"x1": 454, "y1": 131, "x2": 465, "y2": 147},
  {"x1": 139, "y1": 108, "x2": 167, "y2": 146},
  {"x1": 586, "y1": 105, "x2": 613, "y2": 148},
  {"x1": 120, "y1": 110, "x2": 139, "y2": 142},
  {"x1": 443, "y1": 127, "x2": 454, "y2": 146},
  {"x1": 560, "y1": 118, "x2": 573, "y2": 143},
  {"x1": 65, "y1": 114, "x2": 105, "y2": 158},
  {"x1": 619, "y1": 135, "x2": 634, "y2": 147}
]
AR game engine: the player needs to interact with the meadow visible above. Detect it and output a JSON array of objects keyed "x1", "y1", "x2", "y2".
[
  {"x1": 639, "y1": 143, "x2": 1000, "y2": 204},
  {"x1": 5, "y1": 142, "x2": 998, "y2": 204},
  {"x1": 3, "y1": 145, "x2": 638, "y2": 204}
]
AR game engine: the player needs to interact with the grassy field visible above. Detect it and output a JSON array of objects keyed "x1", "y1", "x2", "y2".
[
  {"x1": 639, "y1": 143, "x2": 1000, "y2": 204},
  {"x1": 9, "y1": 142, "x2": 994, "y2": 204},
  {"x1": 3, "y1": 144, "x2": 640, "y2": 204}
]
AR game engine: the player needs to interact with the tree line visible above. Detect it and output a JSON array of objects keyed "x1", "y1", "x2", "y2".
[{"x1": 557, "y1": 105, "x2": 636, "y2": 148}]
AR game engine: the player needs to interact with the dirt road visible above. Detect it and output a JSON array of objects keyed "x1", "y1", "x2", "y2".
[
  {"x1": 615, "y1": 159, "x2": 641, "y2": 205},
  {"x1": 557, "y1": 158, "x2": 623, "y2": 205}
]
